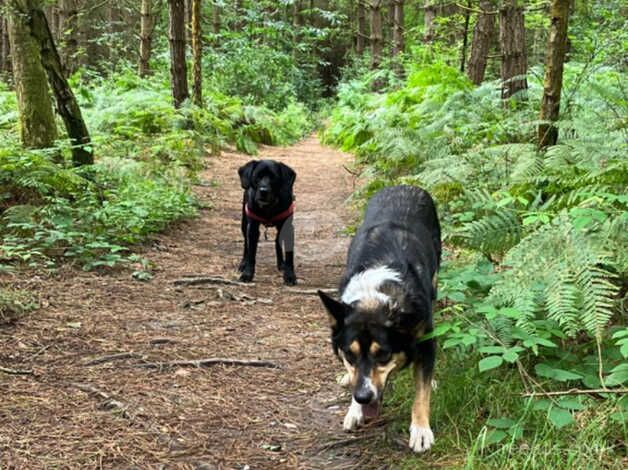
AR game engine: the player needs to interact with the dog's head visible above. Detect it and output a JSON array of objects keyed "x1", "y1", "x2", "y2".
[
  {"x1": 318, "y1": 289, "x2": 423, "y2": 411},
  {"x1": 238, "y1": 160, "x2": 296, "y2": 208}
]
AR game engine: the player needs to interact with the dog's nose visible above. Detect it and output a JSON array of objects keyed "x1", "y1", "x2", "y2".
[
  {"x1": 259, "y1": 187, "x2": 270, "y2": 196},
  {"x1": 354, "y1": 388, "x2": 374, "y2": 404}
]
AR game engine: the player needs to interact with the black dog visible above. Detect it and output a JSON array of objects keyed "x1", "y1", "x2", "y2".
[
  {"x1": 318, "y1": 185, "x2": 441, "y2": 453},
  {"x1": 238, "y1": 159, "x2": 297, "y2": 285}
]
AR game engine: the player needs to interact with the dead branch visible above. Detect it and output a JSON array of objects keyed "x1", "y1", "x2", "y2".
[
  {"x1": 70, "y1": 382, "x2": 132, "y2": 419},
  {"x1": 522, "y1": 388, "x2": 628, "y2": 398},
  {"x1": 285, "y1": 288, "x2": 338, "y2": 295},
  {"x1": 134, "y1": 357, "x2": 280, "y2": 370},
  {"x1": 0, "y1": 365, "x2": 34, "y2": 375},
  {"x1": 174, "y1": 276, "x2": 254, "y2": 287},
  {"x1": 84, "y1": 352, "x2": 144, "y2": 366}
]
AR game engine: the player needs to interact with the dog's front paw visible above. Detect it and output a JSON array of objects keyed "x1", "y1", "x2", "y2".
[
  {"x1": 283, "y1": 270, "x2": 297, "y2": 286},
  {"x1": 343, "y1": 399, "x2": 364, "y2": 431},
  {"x1": 409, "y1": 425, "x2": 434, "y2": 453},
  {"x1": 239, "y1": 270, "x2": 254, "y2": 282}
]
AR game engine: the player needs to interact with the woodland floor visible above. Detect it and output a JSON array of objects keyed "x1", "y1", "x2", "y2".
[{"x1": 0, "y1": 137, "x2": 411, "y2": 469}]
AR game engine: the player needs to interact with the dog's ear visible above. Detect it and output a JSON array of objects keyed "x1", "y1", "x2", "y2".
[
  {"x1": 279, "y1": 163, "x2": 296, "y2": 190},
  {"x1": 318, "y1": 290, "x2": 348, "y2": 328},
  {"x1": 238, "y1": 160, "x2": 258, "y2": 189}
]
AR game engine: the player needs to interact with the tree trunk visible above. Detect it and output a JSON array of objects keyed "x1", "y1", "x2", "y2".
[
  {"x1": 356, "y1": 0, "x2": 367, "y2": 55},
  {"x1": 233, "y1": 0, "x2": 243, "y2": 31},
  {"x1": 499, "y1": 1, "x2": 528, "y2": 99},
  {"x1": 191, "y1": 0, "x2": 202, "y2": 106},
  {"x1": 58, "y1": 0, "x2": 80, "y2": 75},
  {"x1": 424, "y1": 1, "x2": 435, "y2": 42},
  {"x1": 212, "y1": 0, "x2": 221, "y2": 34},
  {"x1": 1, "y1": 15, "x2": 12, "y2": 78},
  {"x1": 467, "y1": 0, "x2": 496, "y2": 85},
  {"x1": 139, "y1": 0, "x2": 155, "y2": 77},
  {"x1": 7, "y1": 0, "x2": 58, "y2": 149},
  {"x1": 168, "y1": 0, "x2": 189, "y2": 108},
  {"x1": 392, "y1": 0, "x2": 404, "y2": 56},
  {"x1": 538, "y1": 0, "x2": 570, "y2": 148},
  {"x1": 29, "y1": 7, "x2": 93, "y2": 165},
  {"x1": 185, "y1": 0, "x2": 192, "y2": 45},
  {"x1": 370, "y1": 0, "x2": 383, "y2": 70},
  {"x1": 459, "y1": 0, "x2": 472, "y2": 72}
]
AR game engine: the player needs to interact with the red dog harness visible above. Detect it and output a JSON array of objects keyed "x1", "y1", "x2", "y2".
[{"x1": 245, "y1": 202, "x2": 295, "y2": 227}]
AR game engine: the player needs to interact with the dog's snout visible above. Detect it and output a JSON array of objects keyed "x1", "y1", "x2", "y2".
[
  {"x1": 259, "y1": 187, "x2": 270, "y2": 195},
  {"x1": 354, "y1": 387, "x2": 375, "y2": 404}
]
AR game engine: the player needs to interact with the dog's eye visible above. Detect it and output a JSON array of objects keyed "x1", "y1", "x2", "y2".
[{"x1": 375, "y1": 350, "x2": 392, "y2": 365}]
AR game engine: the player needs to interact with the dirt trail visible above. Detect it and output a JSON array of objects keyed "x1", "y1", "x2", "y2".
[{"x1": 0, "y1": 137, "x2": 392, "y2": 469}]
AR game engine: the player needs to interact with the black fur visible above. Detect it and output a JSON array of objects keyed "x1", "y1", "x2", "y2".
[
  {"x1": 319, "y1": 185, "x2": 441, "y2": 402},
  {"x1": 238, "y1": 159, "x2": 297, "y2": 285}
]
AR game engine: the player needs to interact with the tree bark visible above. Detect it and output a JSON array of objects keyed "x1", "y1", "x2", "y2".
[
  {"x1": 29, "y1": 6, "x2": 93, "y2": 165},
  {"x1": 459, "y1": 0, "x2": 472, "y2": 72},
  {"x1": 392, "y1": 0, "x2": 404, "y2": 56},
  {"x1": 139, "y1": 0, "x2": 155, "y2": 77},
  {"x1": 7, "y1": 0, "x2": 58, "y2": 149},
  {"x1": 168, "y1": 0, "x2": 189, "y2": 108},
  {"x1": 58, "y1": 0, "x2": 79, "y2": 75},
  {"x1": 1, "y1": 14, "x2": 12, "y2": 78},
  {"x1": 499, "y1": 0, "x2": 528, "y2": 99},
  {"x1": 212, "y1": 0, "x2": 221, "y2": 34},
  {"x1": 424, "y1": 1, "x2": 435, "y2": 43},
  {"x1": 191, "y1": 0, "x2": 202, "y2": 106},
  {"x1": 370, "y1": 0, "x2": 383, "y2": 70},
  {"x1": 538, "y1": 0, "x2": 570, "y2": 148},
  {"x1": 467, "y1": 0, "x2": 496, "y2": 85},
  {"x1": 356, "y1": 0, "x2": 367, "y2": 55}
]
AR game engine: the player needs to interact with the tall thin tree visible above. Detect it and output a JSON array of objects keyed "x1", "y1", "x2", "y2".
[
  {"x1": 499, "y1": 0, "x2": 528, "y2": 99},
  {"x1": 212, "y1": 0, "x2": 221, "y2": 34},
  {"x1": 392, "y1": 0, "x2": 404, "y2": 56},
  {"x1": 370, "y1": 0, "x2": 383, "y2": 70},
  {"x1": 538, "y1": 0, "x2": 571, "y2": 148},
  {"x1": 7, "y1": 0, "x2": 57, "y2": 149},
  {"x1": 139, "y1": 0, "x2": 155, "y2": 77},
  {"x1": 29, "y1": 4, "x2": 93, "y2": 165},
  {"x1": 168, "y1": 0, "x2": 189, "y2": 108},
  {"x1": 191, "y1": 0, "x2": 202, "y2": 106},
  {"x1": 356, "y1": 0, "x2": 367, "y2": 55},
  {"x1": 467, "y1": 0, "x2": 496, "y2": 85}
]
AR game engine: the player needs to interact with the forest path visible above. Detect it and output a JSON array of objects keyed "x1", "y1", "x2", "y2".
[{"x1": 1, "y1": 137, "x2": 393, "y2": 469}]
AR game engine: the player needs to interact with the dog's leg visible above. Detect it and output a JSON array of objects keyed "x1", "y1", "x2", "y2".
[
  {"x1": 343, "y1": 397, "x2": 364, "y2": 431},
  {"x1": 409, "y1": 338, "x2": 435, "y2": 453},
  {"x1": 239, "y1": 220, "x2": 260, "y2": 282},
  {"x1": 279, "y1": 215, "x2": 296, "y2": 285},
  {"x1": 275, "y1": 222, "x2": 285, "y2": 272},
  {"x1": 238, "y1": 203, "x2": 248, "y2": 272}
]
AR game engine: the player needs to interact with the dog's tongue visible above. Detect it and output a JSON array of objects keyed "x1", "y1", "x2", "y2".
[{"x1": 362, "y1": 401, "x2": 380, "y2": 418}]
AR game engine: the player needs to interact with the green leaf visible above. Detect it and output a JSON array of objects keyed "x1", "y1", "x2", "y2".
[
  {"x1": 535, "y1": 363, "x2": 583, "y2": 382},
  {"x1": 487, "y1": 417, "x2": 516, "y2": 429},
  {"x1": 548, "y1": 407, "x2": 574, "y2": 428},
  {"x1": 484, "y1": 429, "x2": 507, "y2": 445},
  {"x1": 605, "y1": 363, "x2": 628, "y2": 386},
  {"x1": 557, "y1": 397, "x2": 586, "y2": 411},
  {"x1": 479, "y1": 356, "x2": 503, "y2": 372}
]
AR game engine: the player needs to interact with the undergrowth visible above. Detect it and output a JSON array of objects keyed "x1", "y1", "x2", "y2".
[
  {"x1": 323, "y1": 62, "x2": 627, "y2": 466},
  {"x1": 1, "y1": 67, "x2": 313, "y2": 271}
]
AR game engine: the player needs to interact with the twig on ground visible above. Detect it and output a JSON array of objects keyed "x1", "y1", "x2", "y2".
[
  {"x1": 285, "y1": 288, "x2": 338, "y2": 295},
  {"x1": 0, "y1": 365, "x2": 34, "y2": 375},
  {"x1": 174, "y1": 276, "x2": 253, "y2": 287},
  {"x1": 134, "y1": 357, "x2": 280, "y2": 370},
  {"x1": 84, "y1": 352, "x2": 144, "y2": 366},
  {"x1": 70, "y1": 382, "x2": 132, "y2": 419},
  {"x1": 522, "y1": 388, "x2": 628, "y2": 398}
]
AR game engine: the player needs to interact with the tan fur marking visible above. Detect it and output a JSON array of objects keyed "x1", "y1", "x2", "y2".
[
  {"x1": 349, "y1": 340, "x2": 361, "y2": 356},
  {"x1": 369, "y1": 352, "x2": 406, "y2": 393},
  {"x1": 411, "y1": 364, "x2": 432, "y2": 429},
  {"x1": 432, "y1": 273, "x2": 438, "y2": 291},
  {"x1": 357, "y1": 297, "x2": 381, "y2": 311},
  {"x1": 339, "y1": 351, "x2": 358, "y2": 387},
  {"x1": 369, "y1": 342, "x2": 381, "y2": 355}
]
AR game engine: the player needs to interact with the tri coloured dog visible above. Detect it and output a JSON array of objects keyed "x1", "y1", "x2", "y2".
[
  {"x1": 318, "y1": 185, "x2": 441, "y2": 453},
  {"x1": 238, "y1": 159, "x2": 297, "y2": 285}
]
